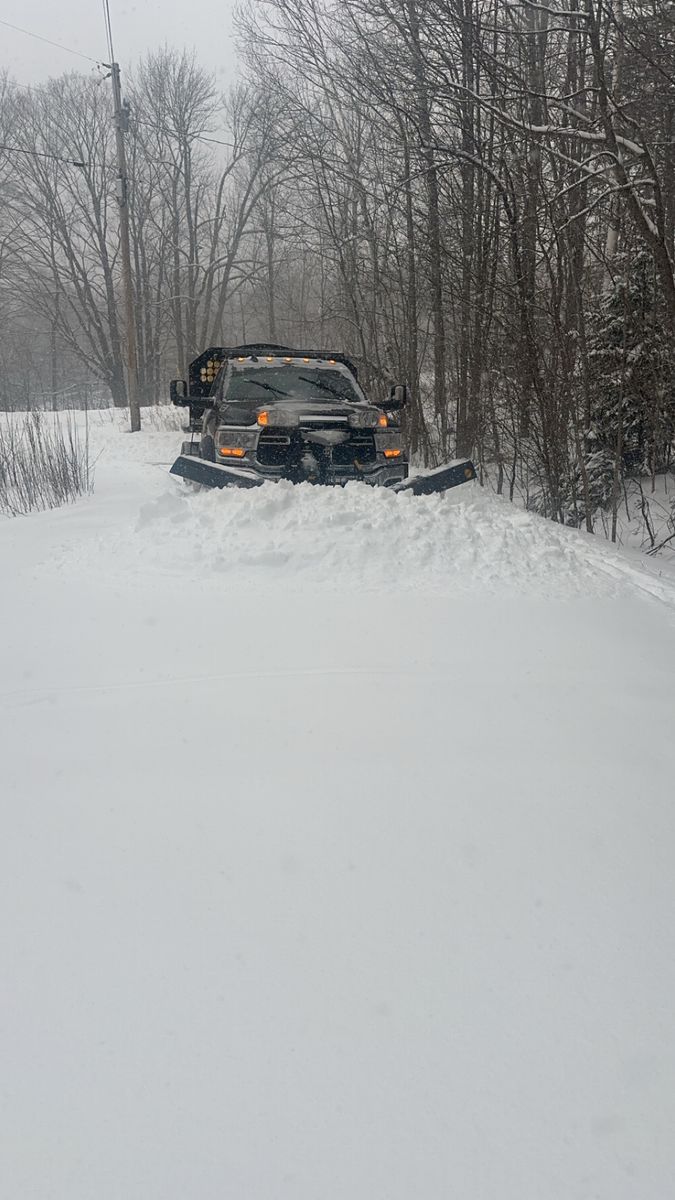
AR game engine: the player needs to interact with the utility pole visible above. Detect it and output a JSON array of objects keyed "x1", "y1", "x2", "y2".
[{"x1": 109, "y1": 60, "x2": 141, "y2": 432}]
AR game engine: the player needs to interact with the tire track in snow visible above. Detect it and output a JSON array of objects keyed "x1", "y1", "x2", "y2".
[{"x1": 0, "y1": 663, "x2": 417, "y2": 709}]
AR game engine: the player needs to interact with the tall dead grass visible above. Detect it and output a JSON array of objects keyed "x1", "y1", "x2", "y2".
[{"x1": 0, "y1": 410, "x2": 93, "y2": 516}]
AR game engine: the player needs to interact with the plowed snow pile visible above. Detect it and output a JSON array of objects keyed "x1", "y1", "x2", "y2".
[
  {"x1": 128, "y1": 478, "x2": 674, "y2": 600},
  {"x1": 2, "y1": 414, "x2": 675, "y2": 1200}
]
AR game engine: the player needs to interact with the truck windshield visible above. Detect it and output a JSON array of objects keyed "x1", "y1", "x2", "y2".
[{"x1": 224, "y1": 363, "x2": 366, "y2": 404}]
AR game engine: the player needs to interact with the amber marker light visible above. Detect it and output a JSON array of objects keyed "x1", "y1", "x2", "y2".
[
  {"x1": 378, "y1": 414, "x2": 388, "y2": 427},
  {"x1": 257, "y1": 411, "x2": 270, "y2": 426},
  {"x1": 218, "y1": 447, "x2": 246, "y2": 458},
  {"x1": 383, "y1": 448, "x2": 402, "y2": 458}
]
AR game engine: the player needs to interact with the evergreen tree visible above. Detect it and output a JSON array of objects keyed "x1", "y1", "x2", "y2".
[{"x1": 586, "y1": 253, "x2": 675, "y2": 483}]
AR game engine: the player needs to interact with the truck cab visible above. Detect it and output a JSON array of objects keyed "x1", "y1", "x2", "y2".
[{"x1": 171, "y1": 344, "x2": 408, "y2": 488}]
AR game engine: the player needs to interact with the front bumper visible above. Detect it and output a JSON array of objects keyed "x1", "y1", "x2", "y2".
[{"x1": 169, "y1": 454, "x2": 407, "y2": 489}]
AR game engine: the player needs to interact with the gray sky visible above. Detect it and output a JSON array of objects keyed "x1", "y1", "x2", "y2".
[{"x1": 1, "y1": 0, "x2": 238, "y2": 87}]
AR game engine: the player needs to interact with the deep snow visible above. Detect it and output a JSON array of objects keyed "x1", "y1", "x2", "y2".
[{"x1": 1, "y1": 411, "x2": 675, "y2": 1199}]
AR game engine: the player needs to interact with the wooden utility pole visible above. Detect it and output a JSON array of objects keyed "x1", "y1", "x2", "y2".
[{"x1": 109, "y1": 60, "x2": 141, "y2": 432}]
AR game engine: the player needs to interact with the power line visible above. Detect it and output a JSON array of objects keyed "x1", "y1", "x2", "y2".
[
  {"x1": 134, "y1": 116, "x2": 237, "y2": 151},
  {"x1": 0, "y1": 17, "x2": 102, "y2": 65},
  {"x1": 198, "y1": 133, "x2": 238, "y2": 149},
  {"x1": 0, "y1": 142, "x2": 85, "y2": 167},
  {"x1": 101, "y1": 0, "x2": 115, "y2": 63},
  {"x1": 8, "y1": 80, "x2": 41, "y2": 94},
  {"x1": 10, "y1": 85, "x2": 238, "y2": 152}
]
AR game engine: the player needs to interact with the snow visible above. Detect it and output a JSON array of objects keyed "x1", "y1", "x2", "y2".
[
  {"x1": 610, "y1": 472, "x2": 675, "y2": 560},
  {"x1": 2, "y1": 409, "x2": 675, "y2": 1200}
]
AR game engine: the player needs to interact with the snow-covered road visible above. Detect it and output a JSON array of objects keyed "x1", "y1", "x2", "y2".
[{"x1": 2, "y1": 414, "x2": 675, "y2": 1199}]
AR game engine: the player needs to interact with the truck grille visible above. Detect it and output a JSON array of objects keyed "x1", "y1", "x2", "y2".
[
  {"x1": 332, "y1": 433, "x2": 376, "y2": 464},
  {"x1": 257, "y1": 431, "x2": 291, "y2": 466},
  {"x1": 257, "y1": 429, "x2": 376, "y2": 467}
]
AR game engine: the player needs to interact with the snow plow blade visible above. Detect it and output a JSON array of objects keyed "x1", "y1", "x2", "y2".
[
  {"x1": 169, "y1": 455, "x2": 264, "y2": 489},
  {"x1": 393, "y1": 459, "x2": 477, "y2": 495},
  {"x1": 169, "y1": 453, "x2": 477, "y2": 494}
]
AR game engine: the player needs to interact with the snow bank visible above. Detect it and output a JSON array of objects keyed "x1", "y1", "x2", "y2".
[
  {"x1": 124, "y1": 478, "x2": 674, "y2": 602},
  {"x1": 2, "y1": 415, "x2": 675, "y2": 1200}
]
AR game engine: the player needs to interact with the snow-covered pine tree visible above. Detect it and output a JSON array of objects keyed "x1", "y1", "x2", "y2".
[{"x1": 585, "y1": 251, "x2": 675, "y2": 488}]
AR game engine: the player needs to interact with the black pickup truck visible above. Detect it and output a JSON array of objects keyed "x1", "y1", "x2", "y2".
[{"x1": 169, "y1": 344, "x2": 475, "y2": 495}]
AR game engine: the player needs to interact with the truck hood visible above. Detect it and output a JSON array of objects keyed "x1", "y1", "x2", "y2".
[{"x1": 253, "y1": 399, "x2": 382, "y2": 427}]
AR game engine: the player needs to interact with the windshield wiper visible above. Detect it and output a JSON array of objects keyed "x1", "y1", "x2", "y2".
[
  {"x1": 246, "y1": 379, "x2": 288, "y2": 396},
  {"x1": 298, "y1": 374, "x2": 352, "y2": 401}
]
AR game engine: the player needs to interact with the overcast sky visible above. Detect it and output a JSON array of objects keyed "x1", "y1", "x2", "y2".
[{"x1": 1, "y1": 0, "x2": 239, "y2": 87}]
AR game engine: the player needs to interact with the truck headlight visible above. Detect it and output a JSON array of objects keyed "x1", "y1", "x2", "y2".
[
  {"x1": 216, "y1": 428, "x2": 258, "y2": 450},
  {"x1": 350, "y1": 409, "x2": 381, "y2": 429}
]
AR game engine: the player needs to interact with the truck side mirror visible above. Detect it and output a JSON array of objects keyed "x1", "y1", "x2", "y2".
[
  {"x1": 170, "y1": 378, "x2": 188, "y2": 406},
  {"x1": 386, "y1": 383, "x2": 408, "y2": 410}
]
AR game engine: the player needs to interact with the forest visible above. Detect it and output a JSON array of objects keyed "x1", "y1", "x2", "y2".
[{"x1": 1, "y1": 0, "x2": 674, "y2": 546}]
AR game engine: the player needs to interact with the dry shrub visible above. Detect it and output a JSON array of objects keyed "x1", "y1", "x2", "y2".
[{"x1": 0, "y1": 410, "x2": 93, "y2": 517}]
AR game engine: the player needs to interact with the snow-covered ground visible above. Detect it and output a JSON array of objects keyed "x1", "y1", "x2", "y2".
[
  {"x1": 607, "y1": 471, "x2": 675, "y2": 560},
  {"x1": 2, "y1": 410, "x2": 675, "y2": 1199}
]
